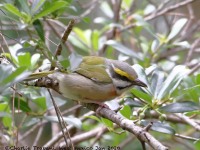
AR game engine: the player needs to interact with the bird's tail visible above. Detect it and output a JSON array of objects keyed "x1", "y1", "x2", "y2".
[{"x1": 24, "y1": 70, "x2": 55, "y2": 81}]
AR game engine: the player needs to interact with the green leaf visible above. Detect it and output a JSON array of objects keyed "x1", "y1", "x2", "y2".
[
  {"x1": 151, "y1": 71, "x2": 165, "y2": 98},
  {"x1": 85, "y1": 115, "x2": 101, "y2": 122},
  {"x1": 73, "y1": 28, "x2": 89, "y2": 46},
  {"x1": 59, "y1": 59, "x2": 70, "y2": 69},
  {"x1": 2, "y1": 66, "x2": 29, "y2": 85},
  {"x1": 132, "y1": 64, "x2": 152, "y2": 95},
  {"x1": 124, "y1": 97, "x2": 144, "y2": 107},
  {"x1": 32, "y1": 97, "x2": 47, "y2": 110},
  {"x1": 91, "y1": 30, "x2": 99, "y2": 51},
  {"x1": 0, "y1": 103, "x2": 12, "y2": 129},
  {"x1": 141, "y1": 120, "x2": 175, "y2": 135},
  {"x1": 131, "y1": 89, "x2": 152, "y2": 104},
  {"x1": 156, "y1": 65, "x2": 188, "y2": 101},
  {"x1": 119, "y1": 105, "x2": 132, "y2": 119},
  {"x1": 33, "y1": 1, "x2": 69, "y2": 21},
  {"x1": 167, "y1": 18, "x2": 188, "y2": 41},
  {"x1": 33, "y1": 19, "x2": 45, "y2": 41},
  {"x1": 195, "y1": 141, "x2": 200, "y2": 150},
  {"x1": 196, "y1": 74, "x2": 200, "y2": 85},
  {"x1": 14, "y1": 98, "x2": 31, "y2": 112},
  {"x1": 82, "y1": 17, "x2": 91, "y2": 23},
  {"x1": 0, "y1": 64, "x2": 13, "y2": 83},
  {"x1": 101, "y1": 117, "x2": 113, "y2": 129},
  {"x1": 160, "y1": 101, "x2": 199, "y2": 113},
  {"x1": 31, "y1": 0, "x2": 46, "y2": 15},
  {"x1": 3, "y1": 3, "x2": 23, "y2": 18},
  {"x1": 18, "y1": 0, "x2": 31, "y2": 15},
  {"x1": 18, "y1": 53, "x2": 31, "y2": 67},
  {"x1": 106, "y1": 40, "x2": 141, "y2": 60}
]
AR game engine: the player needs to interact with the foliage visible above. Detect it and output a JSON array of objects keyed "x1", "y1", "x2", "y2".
[{"x1": 0, "y1": 0, "x2": 200, "y2": 149}]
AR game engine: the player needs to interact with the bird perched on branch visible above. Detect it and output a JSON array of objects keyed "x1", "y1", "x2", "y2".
[{"x1": 27, "y1": 56, "x2": 147, "y2": 105}]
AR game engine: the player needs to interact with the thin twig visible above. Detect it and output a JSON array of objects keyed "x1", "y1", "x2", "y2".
[
  {"x1": 98, "y1": 0, "x2": 122, "y2": 55},
  {"x1": 32, "y1": 120, "x2": 44, "y2": 147},
  {"x1": 176, "y1": 113, "x2": 200, "y2": 131},
  {"x1": 48, "y1": 89, "x2": 74, "y2": 149},
  {"x1": 50, "y1": 19, "x2": 76, "y2": 70},
  {"x1": 175, "y1": 133, "x2": 200, "y2": 141},
  {"x1": 121, "y1": 0, "x2": 197, "y2": 32},
  {"x1": 185, "y1": 38, "x2": 200, "y2": 65},
  {"x1": 44, "y1": 111, "x2": 95, "y2": 147}
]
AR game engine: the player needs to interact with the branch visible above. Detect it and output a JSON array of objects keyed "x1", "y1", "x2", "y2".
[
  {"x1": 121, "y1": 0, "x2": 197, "y2": 32},
  {"x1": 176, "y1": 113, "x2": 200, "y2": 131},
  {"x1": 86, "y1": 104, "x2": 168, "y2": 150},
  {"x1": 27, "y1": 77, "x2": 167, "y2": 149}
]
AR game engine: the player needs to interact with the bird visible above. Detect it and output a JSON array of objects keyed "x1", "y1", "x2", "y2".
[{"x1": 27, "y1": 56, "x2": 147, "y2": 105}]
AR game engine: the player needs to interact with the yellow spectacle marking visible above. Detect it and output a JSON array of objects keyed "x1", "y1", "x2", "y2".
[{"x1": 114, "y1": 68, "x2": 134, "y2": 81}]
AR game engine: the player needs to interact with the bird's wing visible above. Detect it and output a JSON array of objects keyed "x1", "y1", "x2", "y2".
[{"x1": 75, "y1": 56, "x2": 112, "y2": 83}]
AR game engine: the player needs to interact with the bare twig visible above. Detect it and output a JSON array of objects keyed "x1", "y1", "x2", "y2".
[
  {"x1": 175, "y1": 133, "x2": 200, "y2": 141},
  {"x1": 185, "y1": 38, "x2": 200, "y2": 65},
  {"x1": 121, "y1": 0, "x2": 197, "y2": 32},
  {"x1": 44, "y1": 111, "x2": 95, "y2": 147},
  {"x1": 98, "y1": 0, "x2": 122, "y2": 55},
  {"x1": 60, "y1": 126, "x2": 108, "y2": 147},
  {"x1": 176, "y1": 113, "x2": 200, "y2": 131},
  {"x1": 50, "y1": 19, "x2": 76, "y2": 70},
  {"x1": 48, "y1": 89, "x2": 74, "y2": 149},
  {"x1": 145, "y1": 0, "x2": 196, "y2": 20},
  {"x1": 32, "y1": 120, "x2": 44, "y2": 147}
]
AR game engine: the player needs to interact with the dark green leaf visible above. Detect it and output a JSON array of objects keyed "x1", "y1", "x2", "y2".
[
  {"x1": 119, "y1": 105, "x2": 132, "y2": 119},
  {"x1": 124, "y1": 97, "x2": 144, "y2": 107},
  {"x1": 141, "y1": 120, "x2": 175, "y2": 134},
  {"x1": 33, "y1": 19, "x2": 45, "y2": 41},
  {"x1": 131, "y1": 89, "x2": 152, "y2": 104},
  {"x1": 14, "y1": 98, "x2": 31, "y2": 112},
  {"x1": 33, "y1": 1, "x2": 69, "y2": 21},
  {"x1": 160, "y1": 101, "x2": 199, "y2": 113}
]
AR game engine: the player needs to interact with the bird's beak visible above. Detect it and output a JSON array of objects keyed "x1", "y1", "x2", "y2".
[{"x1": 133, "y1": 78, "x2": 147, "y2": 87}]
